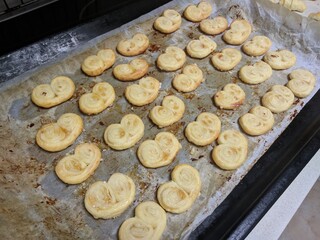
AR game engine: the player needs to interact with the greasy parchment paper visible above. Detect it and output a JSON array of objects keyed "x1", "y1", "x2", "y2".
[{"x1": 0, "y1": 0, "x2": 319, "y2": 239}]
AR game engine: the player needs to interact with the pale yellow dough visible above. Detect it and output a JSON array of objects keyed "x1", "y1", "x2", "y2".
[
  {"x1": 186, "y1": 35, "x2": 217, "y2": 59},
  {"x1": 36, "y1": 113, "x2": 83, "y2": 152},
  {"x1": 211, "y1": 48, "x2": 242, "y2": 71},
  {"x1": 200, "y1": 16, "x2": 228, "y2": 35},
  {"x1": 55, "y1": 143, "x2": 101, "y2": 184},
  {"x1": 184, "y1": 2, "x2": 212, "y2": 22},
  {"x1": 172, "y1": 64, "x2": 204, "y2": 92},
  {"x1": 185, "y1": 112, "x2": 221, "y2": 146},
  {"x1": 154, "y1": 9, "x2": 182, "y2": 33},
  {"x1": 84, "y1": 173, "x2": 135, "y2": 219},
  {"x1": 242, "y1": 36, "x2": 272, "y2": 56},
  {"x1": 264, "y1": 50, "x2": 296, "y2": 70},
  {"x1": 137, "y1": 132, "x2": 181, "y2": 168},
  {"x1": 223, "y1": 19, "x2": 252, "y2": 45},
  {"x1": 104, "y1": 114, "x2": 144, "y2": 150},
  {"x1": 279, "y1": 0, "x2": 306, "y2": 12},
  {"x1": 309, "y1": 12, "x2": 320, "y2": 21},
  {"x1": 287, "y1": 69, "x2": 316, "y2": 98},
  {"x1": 239, "y1": 61, "x2": 273, "y2": 84},
  {"x1": 157, "y1": 164, "x2": 201, "y2": 213},
  {"x1": 214, "y1": 83, "x2": 245, "y2": 110},
  {"x1": 262, "y1": 85, "x2": 295, "y2": 113},
  {"x1": 117, "y1": 33, "x2": 149, "y2": 56},
  {"x1": 31, "y1": 76, "x2": 75, "y2": 108},
  {"x1": 79, "y1": 82, "x2": 115, "y2": 115},
  {"x1": 113, "y1": 58, "x2": 148, "y2": 81},
  {"x1": 119, "y1": 201, "x2": 167, "y2": 240},
  {"x1": 157, "y1": 46, "x2": 186, "y2": 71}
]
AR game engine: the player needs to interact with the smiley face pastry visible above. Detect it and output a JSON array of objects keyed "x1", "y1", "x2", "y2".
[
  {"x1": 82, "y1": 49, "x2": 116, "y2": 76},
  {"x1": 36, "y1": 113, "x2": 83, "y2": 152},
  {"x1": 279, "y1": 0, "x2": 306, "y2": 12},
  {"x1": 262, "y1": 85, "x2": 295, "y2": 113},
  {"x1": 31, "y1": 76, "x2": 75, "y2": 108},
  {"x1": 223, "y1": 19, "x2": 252, "y2": 45},
  {"x1": 211, "y1": 48, "x2": 242, "y2": 71},
  {"x1": 242, "y1": 36, "x2": 272, "y2": 56},
  {"x1": 185, "y1": 112, "x2": 221, "y2": 146},
  {"x1": 287, "y1": 69, "x2": 316, "y2": 98},
  {"x1": 172, "y1": 64, "x2": 204, "y2": 92},
  {"x1": 113, "y1": 58, "x2": 148, "y2": 81},
  {"x1": 184, "y1": 2, "x2": 212, "y2": 22},
  {"x1": 137, "y1": 132, "x2": 181, "y2": 168},
  {"x1": 239, "y1": 61, "x2": 273, "y2": 84},
  {"x1": 157, "y1": 46, "x2": 186, "y2": 71},
  {"x1": 264, "y1": 50, "x2": 296, "y2": 70},
  {"x1": 186, "y1": 35, "x2": 217, "y2": 59},
  {"x1": 149, "y1": 95, "x2": 185, "y2": 128},
  {"x1": 79, "y1": 82, "x2": 115, "y2": 115},
  {"x1": 239, "y1": 106, "x2": 274, "y2": 136},
  {"x1": 212, "y1": 129, "x2": 248, "y2": 170},
  {"x1": 125, "y1": 77, "x2": 160, "y2": 106},
  {"x1": 55, "y1": 143, "x2": 101, "y2": 184},
  {"x1": 214, "y1": 83, "x2": 245, "y2": 110},
  {"x1": 119, "y1": 201, "x2": 166, "y2": 240},
  {"x1": 154, "y1": 9, "x2": 182, "y2": 34},
  {"x1": 200, "y1": 16, "x2": 228, "y2": 35},
  {"x1": 117, "y1": 33, "x2": 149, "y2": 56},
  {"x1": 104, "y1": 114, "x2": 144, "y2": 150},
  {"x1": 84, "y1": 173, "x2": 135, "y2": 219},
  {"x1": 157, "y1": 164, "x2": 201, "y2": 213}
]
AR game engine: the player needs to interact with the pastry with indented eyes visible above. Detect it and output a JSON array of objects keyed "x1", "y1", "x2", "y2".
[
  {"x1": 137, "y1": 132, "x2": 181, "y2": 168},
  {"x1": 55, "y1": 143, "x2": 101, "y2": 184},
  {"x1": 184, "y1": 2, "x2": 212, "y2": 22},
  {"x1": 79, "y1": 82, "x2": 115, "y2": 115},
  {"x1": 262, "y1": 85, "x2": 294, "y2": 113},
  {"x1": 119, "y1": 201, "x2": 166, "y2": 240},
  {"x1": 264, "y1": 50, "x2": 296, "y2": 70},
  {"x1": 154, "y1": 9, "x2": 182, "y2": 34},
  {"x1": 36, "y1": 113, "x2": 83, "y2": 152},
  {"x1": 212, "y1": 129, "x2": 248, "y2": 170},
  {"x1": 185, "y1": 112, "x2": 221, "y2": 146},
  {"x1": 239, "y1": 106, "x2": 274, "y2": 136},
  {"x1": 239, "y1": 61, "x2": 273, "y2": 84},
  {"x1": 172, "y1": 64, "x2": 204, "y2": 92},
  {"x1": 104, "y1": 114, "x2": 144, "y2": 150},
  {"x1": 149, "y1": 95, "x2": 185, "y2": 128},
  {"x1": 214, "y1": 83, "x2": 245, "y2": 110},
  {"x1": 242, "y1": 36, "x2": 272, "y2": 56},
  {"x1": 157, "y1": 46, "x2": 186, "y2": 71},
  {"x1": 186, "y1": 35, "x2": 217, "y2": 59},
  {"x1": 113, "y1": 58, "x2": 148, "y2": 81},
  {"x1": 117, "y1": 33, "x2": 149, "y2": 56},
  {"x1": 157, "y1": 164, "x2": 201, "y2": 213},
  {"x1": 287, "y1": 69, "x2": 316, "y2": 98},
  {"x1": 211, "y1": 48, "x2": 242, "y2": 71},
  {"x1": 280, "y1": 0, "x2": 306, "y2": 12},
  {"x1": 223, "y1": 19, "x2": 252, "y2": 45},
  {"x1": 84, "y1": 173, "x2": 135, "y2": 219},
  {"x1": 82, "y1": 49, "x2": 116, "y2": 76},
  {"x1": 32, "y1": 76, "x2": 75, "y2": 108},
  {"x1": 200, "y1": 16, "x2": 228, "y2": 35}
]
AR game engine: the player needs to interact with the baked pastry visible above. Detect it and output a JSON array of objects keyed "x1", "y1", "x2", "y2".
[
  {"x1": 149, "y1": 95, "x2": 185, "y2": 128},
  {"x1": 113, "y1": 58, "x2": 148, "y2": 81},
  {"x1": 172, "y1": 64, "x2": 204, "y2": 92},
  {"x1": 186, "y1": 35, "x2": 217, "y2": 59},
  {"x1": 223, "y1": 19, "x2": 252, "y2": 45},
  {"x1": 264, "y1": 50, "x2": 296, "y2": 70},
  {"x1": 185, "y1": 112, "x2": 221, "y2": 146},
  {"x1": 200, "y1": 16, "x2": 228, "y2": 35},
  {"x1": 157, "y1": 164, "x2": 201, "y2": 213},
  {"x1": 287, "y1": 69, "x2": 316, "y2": 98},
  {"x1": 184, "y1": 2, "x2": 212, "y2": 22},
  {"x1": 309, "y1": 12, "x2": 320, "y2": 21},
  {"x1": 55, "y1": 143, "x2": 101, "y2": 184},
  {"x1": 212, "y1": 129, "x2": 248, "y2": 170},
  {"x1": 104, "y1": 114, "x2": 144, "y2": 150},
  {"x1": 36, "y1": 113, "x2": 83, "y2": 152},
  {"x1": 119, "y1": 201, "x2": 166, "y2": 240},
  {"x1": 239, "y1": 61, "x2": 273, "y2": 84},
  {"x1": 125, "y1": 77, "x2": 160, "y2": 106},
  {"x1": 154, "y1": 9, "x2": 182, "y2": 34},
  {"x1": 279, "y1": 0, "x2": 306, "y2": 12},
  {"x1": 211, "y1": 48, "x2": 242, "y2": 71},
  {"x1": 242, "y1": 36, "x2": 272, "y2": 56},
  {"x1": 214, "y1": 83, "x2": 245, "y2": 109},
  {"x1": 79, "y1": 82, "x2": 115, "y2": 115},
  {"x1": 117, "y1": 33, "x2": 149, "y2": 56},
  {"x1": 84, "y1": 173, "x2": 135, "y2": 219},
  {"x1": 31, "y1": 76, "x2": 75, "y2": 108},
  {"x1": 262, "y1": 85, "x2": 295, "y2": 113},
  {"x1": 239, "y1": 106, "x2": 274, "y2": 136},
  {"x1": 82, "y1": 49, "x2": 116, "y2": 76},
  {"x1": 137, "y1": 132, "x2": 181, "y2": 168},
  {"x1": 157, "y1": 46, "x2": 186, "y2": 71}
]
